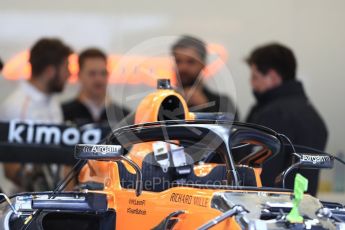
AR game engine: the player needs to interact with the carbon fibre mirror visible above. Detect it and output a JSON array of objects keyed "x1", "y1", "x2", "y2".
[{"x1": 275, "y1": 153, "x2": 334, "y2": 189}]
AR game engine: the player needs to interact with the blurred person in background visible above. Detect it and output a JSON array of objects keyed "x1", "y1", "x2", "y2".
[
  {"x1": 62, "y1": 48, "x2": 129, "y2": 127},
  {"x1": 0, "y1": 38, "x2": 72, "y2": 192},
  {"x1": 0, "y1": 58, "x2": 3, "y2": 72},
  {"x1": 245, "y1": 43, "x2": 328, "y2": 196},
  {"x1": 0, "y1": 57, "x2": 3, "y2": 193},
  {"x1": 171, "y1": 35, "x2": 238, "y2": 119}
]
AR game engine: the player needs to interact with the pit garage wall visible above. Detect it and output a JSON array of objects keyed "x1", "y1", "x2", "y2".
[{"x1": 0, "y1": 0, "x2": 344, "y2": 197}]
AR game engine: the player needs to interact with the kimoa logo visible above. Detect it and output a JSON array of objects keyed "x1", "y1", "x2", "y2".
[
  {"x1": 8, "y1": 120, "x2": 102, "y2": 146},
  {"x1": 301, "y1": 154, "x2": 331, "y2": 164}
]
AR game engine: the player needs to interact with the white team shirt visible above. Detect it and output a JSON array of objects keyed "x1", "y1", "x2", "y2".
[
  {"x1": 0, "y1": 80, "x2": 63, "y2": 193},
  {"x1": 0, "y1": 80, "x2": 63, "y2": 123}
]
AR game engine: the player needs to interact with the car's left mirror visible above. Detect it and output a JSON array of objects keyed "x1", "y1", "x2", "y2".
[{"x1": 74, "y1": 144, "x2": 123, "y2": 160}]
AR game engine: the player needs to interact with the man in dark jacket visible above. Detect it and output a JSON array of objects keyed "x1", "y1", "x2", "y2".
[
  {"x1": 0, "y1": 57, "x2": 3, "y2": 72},
  {"x1": 62, "y1": 48, "x2": 129, "y2": 127},
  {"x1": 246, "y1": 43, "x2": 328, "y2": 195},
  {"x1": 171, "y1": 35, "x2": 237, "y2": 118}
]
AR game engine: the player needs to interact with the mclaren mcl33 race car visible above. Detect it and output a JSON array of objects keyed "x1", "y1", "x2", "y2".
[{"x1": 0, "y1": 79, "x2": 344, "y2": 230}]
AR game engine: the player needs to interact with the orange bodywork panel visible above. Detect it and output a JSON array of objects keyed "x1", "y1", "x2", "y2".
[
  {"x1": 134, "y1": 88, "x2": 194, "y2": 124},
  {"x1": 87, "y1": 161, "x2": 289, "y2": 230},
  {"x1": 93, "y1": 162, "x2": 242, "y2": 230},
  {"x1": 79, "y1": 87, "x2": 195, "y2": 184}
]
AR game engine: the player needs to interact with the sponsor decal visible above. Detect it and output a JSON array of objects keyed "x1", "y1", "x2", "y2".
[
  {"x1": 82, "y1": 145, "x2": 121, "y2": 154},
  {"x1": 127, "y1": 208, "x2": 147, "y2": 215},
  {"x1": 127, "y1": 199, "x2": 147, "y2": 215},
  {"x1": 170, "y1": 193, "x2": 209, "y2": 208},
  {"x1": 193, "y1": 196, "x2": 209, "y2": 208},
  {"x1": 8, "y1": 120, "x2": 102, "y2": 146},
  {"x1": 301, "y1": 154, "x2": 331, "y2": 165},
  {"x1": 128, "y1": 199, "x2": 146, "y2": 206}
]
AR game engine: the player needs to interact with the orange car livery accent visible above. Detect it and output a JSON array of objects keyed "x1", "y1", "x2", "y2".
[
  {"x1": 253, "y1": 167, "x2": 263, "y2": 187},
  {"x1": 193, "y1": 163, "x2": 223, "y2": 177}
]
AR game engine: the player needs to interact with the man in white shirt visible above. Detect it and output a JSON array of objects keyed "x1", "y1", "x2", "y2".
[
  {"x1": 1, "y1": 80, "x2": 64, "y2": 123},
  {"x1": 0, "y1": 38, "x2": 72, "y2": 191}
]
